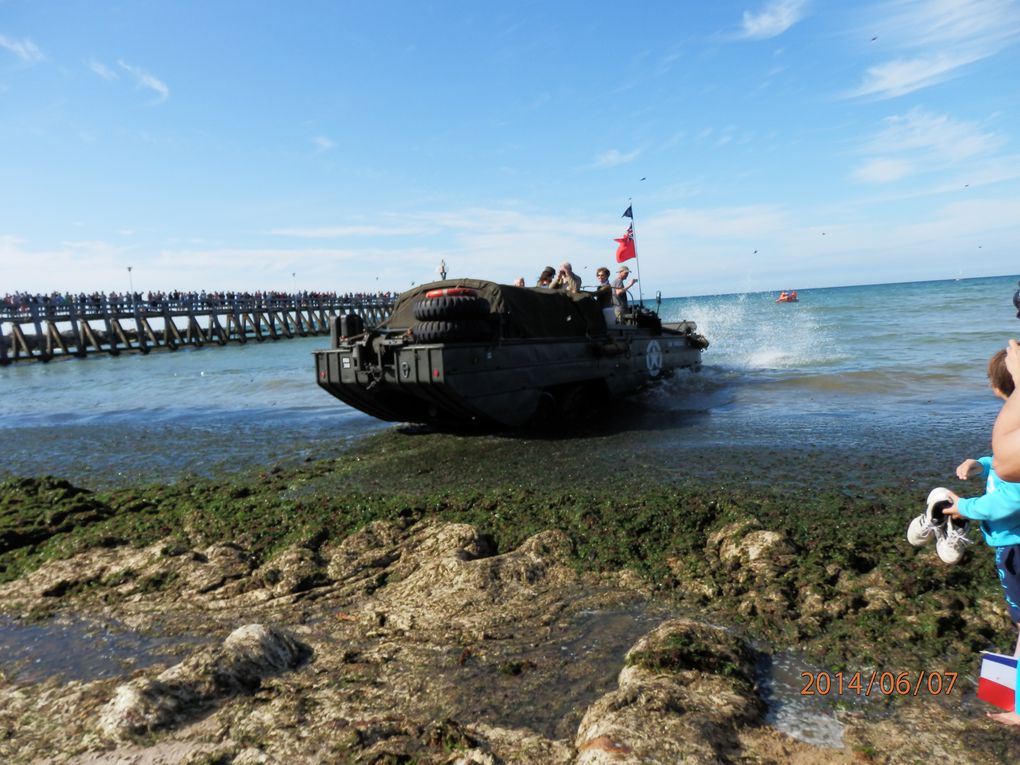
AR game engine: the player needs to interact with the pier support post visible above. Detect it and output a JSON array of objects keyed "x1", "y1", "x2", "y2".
[
  {"x1": 0, "y1": 320, "x2": 8, "y2": 365},
  {"x1": 68, "y1": 303, "x2": 87, "y2": 357}
]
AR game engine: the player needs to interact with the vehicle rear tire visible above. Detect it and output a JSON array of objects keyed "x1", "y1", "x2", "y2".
[
  {"x1": 411, "y1": 319, "x2": 491, "y2": 343},
  {"x1": 413, "y1": 295, "x2": 490, "y2": 322},
  {"x1": 557, "y1": 384, "x2": 591, "y2": 422}
]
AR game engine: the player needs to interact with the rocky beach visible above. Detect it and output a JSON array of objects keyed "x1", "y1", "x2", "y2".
[{"x1": 3, "y1": 428, "x2": 1020, "y2": 764}]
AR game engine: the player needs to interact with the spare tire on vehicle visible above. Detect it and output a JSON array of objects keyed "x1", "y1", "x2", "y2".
[
  {"x1": 413, "y1": 295, "x2": 490, "y2": 322},
  {"x1": 411, "y1": 319, "x2": 491, "y2": 344}
]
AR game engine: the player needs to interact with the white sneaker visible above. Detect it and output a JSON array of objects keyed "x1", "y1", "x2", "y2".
[
  {"x1": 936, "y1": 517, "x2": 973, "y2": 564},
  {"x1": 907, "y1": 487, "x2": 954, "y2": 546}
]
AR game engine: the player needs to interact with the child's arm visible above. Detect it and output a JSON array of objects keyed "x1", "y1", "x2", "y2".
[
  {"x1": 949, "y1": 479, "x2": 1020, "y2": 521},
  {"x1": 992, "y1": 340, "x2": 1020, "y2": 481},
  {"x1": 956, "y1": 458, "x2": 988, "y2": 480}
]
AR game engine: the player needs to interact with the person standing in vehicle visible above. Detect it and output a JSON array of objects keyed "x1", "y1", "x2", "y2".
[
  {"x1": 612, "y1": 265, "x2": 638, "y2": 310},
  {"x1": 551, "y1": 262, "x2": 582, "y2": 293},
  {"x1": 536, "y1": 266, "x2": 556, "y2": 287},
  {"x1": 591, "y1": 266, "x2": 613, "y2": 306}
]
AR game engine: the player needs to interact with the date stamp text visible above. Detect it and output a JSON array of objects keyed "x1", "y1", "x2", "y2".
[{"x1": 800, "y1": 671, "x2": 958, "y2": 697}]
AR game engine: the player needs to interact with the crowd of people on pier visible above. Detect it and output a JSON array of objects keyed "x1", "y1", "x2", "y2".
[{"x1": 1, "y1": 289, "x2": 395, "y2": 318}]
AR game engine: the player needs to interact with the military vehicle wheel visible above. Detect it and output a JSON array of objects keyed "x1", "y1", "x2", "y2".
[
  {"x1": 413, "y1": 295, "x2": 490, "y2": 321},
  {"x1": 558, "y1": 384, "x2": 591, "y2": 422},
  {"x1": 412, "y1": 319, "x2": 491, "y2": 343}
]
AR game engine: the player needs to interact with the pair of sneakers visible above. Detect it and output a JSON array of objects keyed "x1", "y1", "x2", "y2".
[{"x1": 907, "y1": 487, "x2": 973, "y2": 564}]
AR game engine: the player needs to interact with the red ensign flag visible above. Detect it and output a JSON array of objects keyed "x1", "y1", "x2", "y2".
[{"x1": 615, "y1": 225, "x2": 636, "y2": 263}]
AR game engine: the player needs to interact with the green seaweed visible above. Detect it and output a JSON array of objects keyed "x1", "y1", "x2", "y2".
[{"x1": 0, "y1": 429, "x2": 1011, "y2": 676}]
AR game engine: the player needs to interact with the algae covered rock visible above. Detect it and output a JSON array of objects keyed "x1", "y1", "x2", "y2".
[
  {"x1": 98, "y1": 623, "x2": 311, "y2": 739},
  {"x1": 252, "y1": 545, "x2": 326, "y2": 597},
  {"x1": 0, "y1": 477, "x2": 113, "y2": 558},
  {"x1": 707, "y1": 518, "x2": 797, "y2": 577},
  {"x1": 575, "y1": 618, "x2": 763, "y2": 764}
]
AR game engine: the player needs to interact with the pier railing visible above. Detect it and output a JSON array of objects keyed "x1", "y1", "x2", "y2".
[{"x1": 0, "y1": 294, "x2": 393, "y2": 364}]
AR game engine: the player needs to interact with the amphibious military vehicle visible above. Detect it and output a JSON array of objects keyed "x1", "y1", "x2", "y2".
[{"x1": 314, "y1": 279, "x2": 708, "y2": 428}]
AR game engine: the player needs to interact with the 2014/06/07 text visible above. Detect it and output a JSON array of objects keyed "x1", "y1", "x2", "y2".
[{"x1": 800, "y1": 671, "x2": 957, "y2": 697}]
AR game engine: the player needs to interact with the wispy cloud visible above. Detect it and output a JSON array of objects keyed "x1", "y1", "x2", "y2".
[
  {"x1": 865, "y1": 108, "x2": 1005, "y2": 161},
  {"x1": 852, "y1": 107, "x2": 1006, "y2": 183},
  {"x1": 852, "y1": 157, "x2": 913, "y2": 183},
  {"x1": 851, "y1": 53, "x2": 982, "y2": 99},
  {"x1": 0, "y1": 34, "x2": 44, "y2": 64},
  {"x1": 652, "y1": 205, "x2": 789, "y2": 239},
  {"x1": 737, "y1": 0, "x2": 810, "y2": 40},
  {"x1": 848, "y1": 0, "x2": 1020, "y2": 98},
  {"x1": 593, "y1": 148, "x2": 641, "y2": 168},
  {"x1": 522, "y1": 92, "x2": 551, "y2": 110},
  {"x1": 270, "y1": 224, "x2": 437, "y2": 238},
  {"x1": 117, "y1": 60, "x2": 169, "y2": 104},
  {"x1": 88, "y1": 59, "x2": 118, "y2": 80},
  {"x1": 311, "y1": 135, "x2": 335, "y2": 152}
]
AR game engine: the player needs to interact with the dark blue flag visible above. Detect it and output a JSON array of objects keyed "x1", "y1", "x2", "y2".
[{"x1": 622, "y1": 205, "x2": 633, "y2": 219}]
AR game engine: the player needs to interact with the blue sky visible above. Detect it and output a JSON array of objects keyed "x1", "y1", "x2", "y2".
[{"x1": 2, "y1": 0, "x2": 1019, "y2": 298}]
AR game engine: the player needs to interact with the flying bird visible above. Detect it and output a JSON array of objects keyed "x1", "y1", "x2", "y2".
[{"x1": 871, "y1": 36, "x2": 878, "y2": 42}]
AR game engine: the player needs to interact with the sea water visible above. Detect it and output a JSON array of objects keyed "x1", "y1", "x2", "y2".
[
  {"x1": 1, "y1": 274, "x2": 1018, "y2": 486},
  {"x1": 642, "y1": 275, "x2": 1020, "y2": 485}
]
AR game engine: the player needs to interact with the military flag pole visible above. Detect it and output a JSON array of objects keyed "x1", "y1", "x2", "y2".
[{"x1": 620, "y1": 200, "x2": 643, "y2": 306}]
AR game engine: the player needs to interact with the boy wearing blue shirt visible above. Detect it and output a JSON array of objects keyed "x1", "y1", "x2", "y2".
[{"x1": 946, "y1": 349, "x2": 1020, "y2": 725}]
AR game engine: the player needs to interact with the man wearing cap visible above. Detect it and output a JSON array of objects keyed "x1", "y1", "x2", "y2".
[{"x1": 611, "y1": 265, "x2": 638, "y2": 311}]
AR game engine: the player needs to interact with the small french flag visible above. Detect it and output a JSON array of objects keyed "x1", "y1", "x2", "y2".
[{"x1": 978, "y1": 652, "x2": 1018, "y2": 711}]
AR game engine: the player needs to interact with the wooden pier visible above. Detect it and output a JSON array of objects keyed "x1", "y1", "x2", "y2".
[{"x1": 0, "y1": 295, "x2": 393, "y2": 364}]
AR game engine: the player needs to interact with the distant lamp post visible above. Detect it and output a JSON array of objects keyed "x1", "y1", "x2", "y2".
[
  {"x1": 127, "y1": 266, "x2": 134, "y2": 292},
  {"x1": 292, "y1": 272, "x2": 296, "y2": 292}
]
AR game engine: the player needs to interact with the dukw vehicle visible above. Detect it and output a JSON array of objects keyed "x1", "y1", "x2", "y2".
[{"x1": 314, "y1": 279, "x2": 708, "y2": 428}]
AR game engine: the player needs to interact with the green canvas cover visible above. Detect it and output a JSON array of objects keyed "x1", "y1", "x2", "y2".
[{"x1": 382, "y1": 279, "x2": 608, "y2": 339}]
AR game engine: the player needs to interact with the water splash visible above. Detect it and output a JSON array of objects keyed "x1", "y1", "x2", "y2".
[{"x1": 660, "y1": 293, "x2": 839, "y2": 372}]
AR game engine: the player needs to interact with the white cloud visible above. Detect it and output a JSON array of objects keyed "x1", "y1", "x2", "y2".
[
  {"x1": 851, "y1": 108, "x2": 1005, "y2": 184},
  {"x1": 0, "y1": 236, "x2": 131, "y2": 293},
  {"x1": 882, "y1": 0, "x2": 1020, "y2": 49},
  {"x1": 852, "y1": 157, "x2": 913, "y2": 183},
  {"x1": 270, "y1": 224, "x2": 438, "y2": 238},
  {"x1": 738, "y1": 0, "x2": 810, "y2": 40},
  {"x1": 885, "y1": 196, "x2": 1020, "y2": 247},
  {"x1": 522, "y1": 92, "x2": 551, "y2": 110},
  {"x1": 866, "y1": 108, "x2": 1005, "y2": 161},
  {"x1": 117, "y1": 60, "x2": 169, "y2": 104},
  {"x1": 0, "y1": 34, "x2": 44, "y2": 64},
  {"x1": 850, "y1": 52, "x2": 980, "y2": 98},
  {"x1": 877, "y1": 108, "x2": 1003, "y2": 160},
  {"x1": 651, "y1": 205, "x2": 789, "y2": 239},
  {"x1": 593, "y1": 148, "x2": 641, "y2": 168},
  {"x1": 6, "y1": 192, "x2": 1020, "y2": 298},
  {"x1": 848, "y1": 0, "x2": 1020, "y2": 98},
  {"x1": 88, "y1": 59, "x2": 118, "y2": 80},
  {"x1": 311, "y1": 135, "x2": 335, "y2": 152}
]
